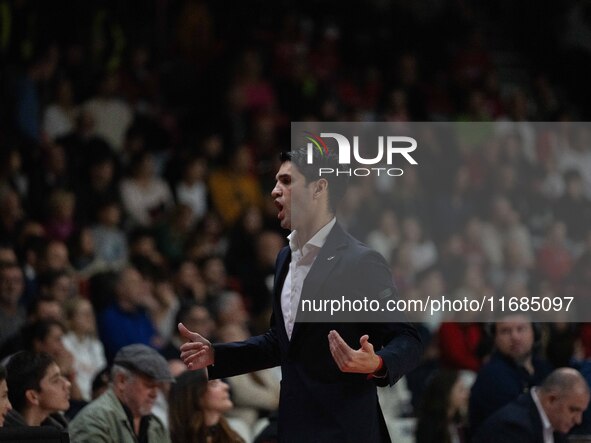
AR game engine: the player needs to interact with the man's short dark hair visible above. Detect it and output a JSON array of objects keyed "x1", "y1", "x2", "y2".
[
  {"x1": 26, "y1": 295, "x2": 59, "y2": 318},
  {"x1": 280, "y1": 149, "x2": 349, "y2": 213},
  {"x1": 22, "y1": 319, "x2": 66, "y2": 351},
  {"x1": 6, "y1": 351, "x2": 55, "y2": 413},
  {"x1": 488, "y1": 319, "x2": 538, "y2": 342}
]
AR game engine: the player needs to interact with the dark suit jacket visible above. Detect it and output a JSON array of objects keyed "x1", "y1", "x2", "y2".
[
  {"x1": 471, "y1": 392, "x2": 568, "y2": 443},
  {"x1": 208, "y1": 222, "x2": 423, "y2": 443}
]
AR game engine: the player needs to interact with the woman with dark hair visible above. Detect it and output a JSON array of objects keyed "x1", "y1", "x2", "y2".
[
  {"x1": 169, "y1": 369, "x2": 244, "y2": 443},
  {"x1": 415, "y1": 369, "x2": 470, "y2": 443},
  {"x1": 0, "y1": 365, "x2": 12, "y2": 426}
]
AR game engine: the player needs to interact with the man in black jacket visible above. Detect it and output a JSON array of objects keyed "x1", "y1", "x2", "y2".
[{"x1": 473, "y1": 367, "x2": 589, "y2": 443}]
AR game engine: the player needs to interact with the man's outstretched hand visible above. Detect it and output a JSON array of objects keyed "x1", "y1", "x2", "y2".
[
  {"x1": 328, "y1": 330, "x2": 381, "y2": 374},
  {"x1": 178, "y1": 322, "x2": 214, "y2": 370}
]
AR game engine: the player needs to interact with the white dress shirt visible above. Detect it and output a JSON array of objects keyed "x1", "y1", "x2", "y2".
[
  {"x1": 531, "y1": 387, "x2": 554, "y2": 443},
  {"x1": 281, "y1": 218, "x2": 336, "y2": 339}
]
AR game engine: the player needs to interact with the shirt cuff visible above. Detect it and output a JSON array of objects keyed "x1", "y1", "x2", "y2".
[{"x1": 366, "y1": 356, "x2": 388, "y2": 379}]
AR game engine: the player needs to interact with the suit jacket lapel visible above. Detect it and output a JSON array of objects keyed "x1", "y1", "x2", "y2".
[{"x1": 290, "y1": 223, "x2": 348, "y2": 341}]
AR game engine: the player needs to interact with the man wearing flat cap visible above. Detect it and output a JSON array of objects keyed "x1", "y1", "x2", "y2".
[{"x1": 69, "y1": 344, "x2": 172, "y2": 443}]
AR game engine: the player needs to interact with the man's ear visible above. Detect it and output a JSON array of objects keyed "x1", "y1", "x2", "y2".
[
  {"x1": 113, "y1": 371, "x2": 124, "y2": 388},
  {"x1": 314, "y1": 179, "x2": 328, "y2": 197},
  {"x1": 546, "y1": 392, "x2": 560, "y2": 406},
  {"x1": 25, "y1": 389, "x2": 40, "y2": 406}
]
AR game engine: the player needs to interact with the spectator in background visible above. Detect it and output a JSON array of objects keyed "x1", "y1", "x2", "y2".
[
  {"x1": 438, "y1": 322, "x2": 484, "y2": 372},
  {"x1": 42, "y1": 77, "x2": 78, "y2": 141},
  {"x1": 225, "y1": 205, "x2": 264, "y2": 277},
  {"x1": 0, "y1": 296, "x2": 65, "y2": 360},
  {"x1": 38, "y1": 269, "x2": 73, "y2": 304},
  {"x1": 40, "y1": 239, "x2": 71, "y2": 274},
  {"x1": 366, "y1": 208, "x2": 401, "y2": 263},
  {"x1": 175, "y1": 155, "x2": 208, "y2": 222},
  {"x1": 209, "y1": 145, "x2": 264, "y2": 227},
  {"x1": 469, "y1": 315, "x2": 553, "y2": 434},
  {"x1": 91, "y1": 200, "x2": 128, "y2": 268},
  {"x1": 400, "y1": 216, "x2": 438, "y2": 274},
  {"x1": 173, "y1": 259, "x2": 207, "y2": 305},
  {"x1": 452, "y1": 263, "x2": 494, "y2": 321},
  {"x1": 185, "y1": 212, "x2": 228, "y2": 261},
  {"x1": 25, "y1": 297, "x2": 65, "y2": 324},
  {"x1": 414, "y1": 266, "x2": 447, "y2": 333},
  {"x1": 19, "y1": 238, "x2": 73, "y2": 307},
  {"x1": 479, "y1": 196, "x2": 519, "y2": 269},
  {"x1": 69, "y1": 344, "x2": 172, "y2": 443},
  {"x1": 160, "y1": 302, "x2": 215, "y2": 361},
  {"x1": 27, "y1": 144, "x2": 73, "y2": 221},
  {"x1": 97, "y1": 266, "x2": 160, "y2": 362},
  {"x1": 212, "y1": 291, "x2": 249, "y2": 331},
  {"x1": 473, "y1": 368, "x2": 589, "y2": 443},
  {"x1": 82, "y1": 71, "x2": 133, "y2": 152},
  {"x1": 0, "y1": 365, "x2": 12, "y2": 426},
  {"x1": 69, "y1": 226, "x2": 109, "y2": 277},
  {"x1": 415, "y1": 369, "x2": 471, "y2": 443},
  {"x1": 120, "y1": 151, "x2": 174, "y2": 228},
  {"x1": 149, "y1": 273, "x2": 181, "y2": 343},
  {"x1": 21, "y1": 319, "x2": 83, "y2": 401},
  {"x1": 44, "y1": 189, "x2": 77, "y2": 242},
  {"x1": 0, "y1": 189, "x2": 25, "y2": 245},
  {"x1": 155, "y1": 203, "x2": 195, "y2": 265},
  {"x1": 536, "y1": 221, "x2": 574, "y2": 288},
  {"x1": 4, "y1": 351, "x2": 70, "y2": 429},
  {"x1": 0, "y1": 262, "x2": 26, "y2": 350},
  {"x1": 0, "y1": 148, "x2": 28, "y2": 202},
  {"x1": 169, "y1": 368, "x2": 245, "y2": 443},
  {"x1": 432, "y1": 165, "x2": 475, "y2": 242},
  {"x1": 554, "y1": 169, "x2": 591, "y2": 243},
  {"x1": 62, "y1": 297, "x2": 106, "y2": 401},
  {"x1": 74, "y1": 146, "x2": 120, "y2": 224},
  {"x1": 556, "y1": 127, "x2": 591, "y2": 199},
  {"x1": 199, "y1": 255, "x2": 231, "y2": 301}
]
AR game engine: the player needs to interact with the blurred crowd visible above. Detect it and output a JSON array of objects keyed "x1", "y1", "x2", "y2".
[{"x1": 1, "y1": 0, "x2": 591, "y2": 442}]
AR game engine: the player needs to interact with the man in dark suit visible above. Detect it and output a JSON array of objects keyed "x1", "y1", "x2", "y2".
[
  {"x1": 469, "y1": 315, "x2": 552, "y2": 433},
  {"x1": 472, "y1": 367, "x2": 590, "y2": 443},
  {"x1": 179, "y1": 149, "x2": 422, "y2": 442}
]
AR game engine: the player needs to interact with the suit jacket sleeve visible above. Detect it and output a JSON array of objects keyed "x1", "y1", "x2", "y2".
[
  {"x1": 207, "y1": 315, "x2": 281, "y2": 379},
  {"x1": 359, "y1": 250, "x2": 423, "y2": 387}
]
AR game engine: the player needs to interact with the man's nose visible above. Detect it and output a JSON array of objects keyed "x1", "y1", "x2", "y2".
[
  {"x1": 271, "y1": 184, "x2": 281, "y2": 198},
  {"x1": 510, "y1": 330, "x2": 521, "y2": 341}
]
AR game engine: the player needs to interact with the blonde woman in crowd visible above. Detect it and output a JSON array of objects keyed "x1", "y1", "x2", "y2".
[{"x1": 62, "y1": 297, "x2": 106, "y2": 401}]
